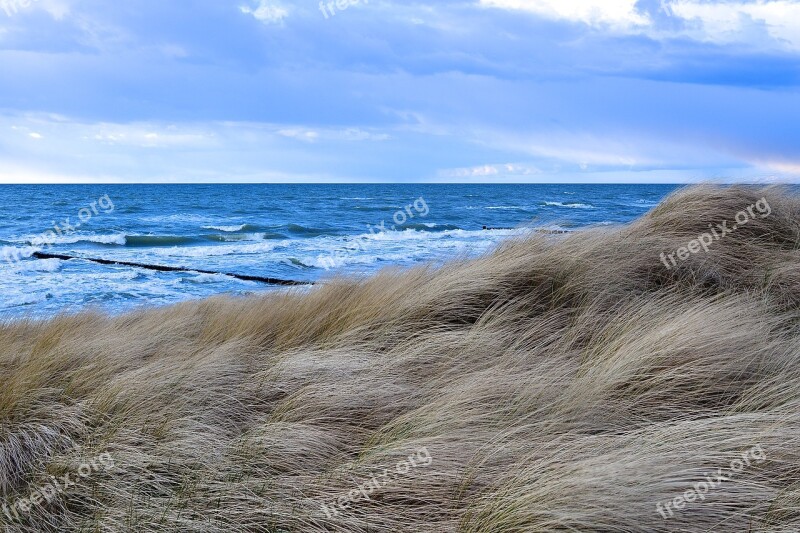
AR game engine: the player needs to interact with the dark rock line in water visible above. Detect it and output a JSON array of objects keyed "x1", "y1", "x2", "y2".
[{"x1": 31, "y1": 252, "x2": 313, "y2": 286}]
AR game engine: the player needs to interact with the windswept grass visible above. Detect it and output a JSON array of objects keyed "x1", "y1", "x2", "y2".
[{"x1": 2, "y1": 184, "x2": 800, "y2": 532}]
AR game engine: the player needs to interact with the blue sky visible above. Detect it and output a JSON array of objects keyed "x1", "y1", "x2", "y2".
[{"x1": 0, "y1": 0, "x2": 798, "y2": 183}]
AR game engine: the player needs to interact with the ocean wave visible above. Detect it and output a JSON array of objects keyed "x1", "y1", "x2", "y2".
[
  {"x1": 284, "y1": 228, "x2": 524, "y2": 271},
  {"x1": 286, "y1": 257, "x2": 311, "y2": 268},
  {"x1": 201, "y1": 224, "x2": 268, "y2": 233},
  {"x1": 203, "y1": 224, "x2": 247, "y2": 232},
  {"x1": 124, "y1": 235, "x2": 203, "y2": 247},
  {"x1": 543, "y1": 201, "x2": 595, "y2": 209},
  {"x1": 357, "y1": 227, "x2": 527, "y2": 241},
  {"x1": 203, "y1": 233, "x2": 279, "y2": 243},
  {"x1": 22, "y1": 234, "x2": 127, "y2": 246},
  {"x1": 299, "y1": 250, "x2": 419, "y2": 270},
  {"x1": 142, "y1": 241, "x2": 281, "y2": 258},
  {"x1": 465, "y1": 206, "x2": 527, "y2": 210},
  {"x1": 532, "y1": 225, "x2": 573, "y2": 234},
  {"x1": 352, "y1": 206, "x2": 405, "y2": 213},
  {"x1": 3, "y1": 292, "x2": 49, "y2": 308},
  {"x1": 401, "y1": 223, "x2": 461, "y2": 232},
  {"x1": 286, "y1": 224, "x2": 336, "y2": 237},
  {"x1": 13, "y1": 258, "x2": 63, "y2": 273},
  {"x1": 19, "y1": 232, "x2": 289, "y2": 249},
  {"x1": 0, "y1": 246, "x2": 39, "y2": 262},
  {"x1": 141, "y1": 214, "x2": 213, "y2": 224},
  {"x1": 181, "y1": 273, "x2": 232, "y2": 284}
]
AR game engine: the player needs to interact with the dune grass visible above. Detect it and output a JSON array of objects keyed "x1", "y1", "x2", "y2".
[{"x1": 2, "y1": 184, "x2": 800, "y2": 531}]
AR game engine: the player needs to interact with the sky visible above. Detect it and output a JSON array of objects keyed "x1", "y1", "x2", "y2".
[{"x1": 0, "y1": 0, "x2": 799, "y2": 183}]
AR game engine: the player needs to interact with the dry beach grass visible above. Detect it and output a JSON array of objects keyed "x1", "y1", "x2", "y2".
[{"x1": 2, "y1": 184, "x2": 800, "y2": 532}]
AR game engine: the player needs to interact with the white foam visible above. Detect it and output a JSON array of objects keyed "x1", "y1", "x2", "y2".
[
  {"x1": 21, "y1": 234, "x2": 127, "y2": 246},
  {"x1": 356, "y1": 228, "x2": 524, "y2": 242},
  {"x1": 544, "y1": 201, "x2": 595, "y2": 209},
  {"x1": 142, "y1": 214, "x2": 212, "y2": 223},
  {"x1": 203, "y1": 225, "x2": 246, "y2": 232},
  {"x1": 3, "y1": 292, "x2": 48, "y2": 308},
  {"x1": 0, "y1": 245, "x2": 39, "y2": 263},
  {"x1": 534, "y1": 225, "x2": 573, "y2": 233},
  {"x1": 137, "y1": 241, "x2": 281, "y2": 258},
  {"x1": 215, "y1": 233, "x2": 266, "y2": 242},
  {"x1": 13, "y1": 258, "x2": 63, "y2": 273},
  {"x1": 182, "y1": 273, "x2": 232, "y2": 284},
  {"x1": 292, "y1": 226, "x2": 528, "y2": 271},
  {"x1": 302, "y1": 250, "x2": 420, "y2": 270}
]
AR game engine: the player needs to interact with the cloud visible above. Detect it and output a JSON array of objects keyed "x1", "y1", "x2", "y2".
[
  {"x1": 440, "y1": 163, "x2": 542, "y2": 178},
  {"x1": 479, "y1": 0, "x2": 800, "y2": 52},
  {"x1": 277, "y1": 128, "x2": 320, "y2": 142},
  {"x1": 746, "y1": 158, "x2": 800, "y2": 175},
  {"x1": 667, "y1": 0, "x2": 800, "y2": 50},
  {"x1": 520, "y1": 141, "x2": 642, "y2": 167},
  {"x1": 466, "y1": 111, "x2": 763, "y2": 171},
  {"x1": 88, "y1": 126, "x2": 213, "y2": 148},
  {"x1": 239, "y1": 1, "x2": 288, "y2": 25},
  {"x1": 473, "y1": 128, "x2": 660, "y2": 168},
  {"x1": 0, "y1": 0, "x2": 71, "y2": 19},
  {"x1": 277, "y1": 127, "x2": 390, "y2": 143},
  {"x1": 0, "y1": 1, "x2": 797, "y2": 183},
  {"x1": 0, "y1": 114, "x2": 404, "y2": 182},
  {"x1": 0, "y1": 165, "x2": 114, "y2": 183},
  {"x1": 38, "y1": 0, "x2": 71, "y2": 20},
  {"x1": 479, "y1": 0, "x2": 651, "y2": 29}
]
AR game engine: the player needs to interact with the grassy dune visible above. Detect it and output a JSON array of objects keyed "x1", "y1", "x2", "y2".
[{"x1": 3, "y1": 184, "x2": 800, "y2": 532}]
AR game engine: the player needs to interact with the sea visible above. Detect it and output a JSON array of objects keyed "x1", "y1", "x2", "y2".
[{"x1": 0, "y1": 184, "x2": 680, "y2": 318}]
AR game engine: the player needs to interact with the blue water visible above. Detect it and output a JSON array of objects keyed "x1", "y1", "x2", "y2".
[{"x1": 0, "y1": 184, "x2": 679, "y2": 318}]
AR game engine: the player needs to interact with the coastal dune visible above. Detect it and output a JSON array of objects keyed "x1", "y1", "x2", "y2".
[{"x1": 2, "y1": 184, "x2": 800, "y2": 532}]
